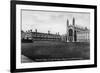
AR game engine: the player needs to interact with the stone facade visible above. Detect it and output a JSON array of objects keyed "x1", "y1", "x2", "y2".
[
  {"x1": 66, "y1": 18, "x2": 90, "y2": 42},
  {"x1": 21, "y1": 17, "x2": 90, "y2": 42},
  {"x1": 21, "y1": 30, "x2": 61, "y2": 42}
]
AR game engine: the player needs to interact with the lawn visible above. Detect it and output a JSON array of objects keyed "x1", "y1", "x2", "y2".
[{"x1": 21, "y1": 41, "x2": 90, "y2": 62}]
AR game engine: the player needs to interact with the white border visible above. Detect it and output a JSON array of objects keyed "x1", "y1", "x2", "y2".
[{"x1": 16, "y1": 4, "x2": 94, "y2": 69}]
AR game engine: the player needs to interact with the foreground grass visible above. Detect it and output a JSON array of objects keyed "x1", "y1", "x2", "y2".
[{"x1": 21, "y1": 41, "x2": 90, "y2": 62}]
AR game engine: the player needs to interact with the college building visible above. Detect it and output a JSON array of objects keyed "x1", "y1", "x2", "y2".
[
  {"x1": 66, "y1": 17, "x2": 90, "y2": 42},
  {"x1": 21, "y1": 17, "x2": 90, "y2": 42},
  {"x1": 21, "y1": 29, "x2": 61, "y2": 42}
]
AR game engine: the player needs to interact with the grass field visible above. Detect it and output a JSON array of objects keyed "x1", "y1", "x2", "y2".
[{"x1": 21, "y1": 41, "x2": 90, "y2": 63}]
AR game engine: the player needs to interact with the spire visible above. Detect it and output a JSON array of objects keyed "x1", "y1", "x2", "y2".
[
  {"x1": 67, "y1": 19, "x2": 69, "y2": 26},
  {"x1": 73, "y1": 17, "x2": 75, "y2": 26}
]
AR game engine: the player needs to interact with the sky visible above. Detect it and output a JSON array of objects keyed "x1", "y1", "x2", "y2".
[{"x1": 21, "y1": 10, "x2": 90, "y2": 35}]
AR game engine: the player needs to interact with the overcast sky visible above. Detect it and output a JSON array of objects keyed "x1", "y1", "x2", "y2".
[{"x1": 22, "y1": 10, "x2": 90, "y2": 35}]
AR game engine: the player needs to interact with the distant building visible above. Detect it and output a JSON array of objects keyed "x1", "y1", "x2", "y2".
[{"x1": 21, "y1": 29, "x2": 61, "y2": 42}]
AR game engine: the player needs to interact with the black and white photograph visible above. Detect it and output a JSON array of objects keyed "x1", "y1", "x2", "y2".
[
  {"x1": 21, "y1": 10, "x2": 90, "y2": 63},
  {"x1": 11, "y1": 1, "x2": 97, "y2": 72}
]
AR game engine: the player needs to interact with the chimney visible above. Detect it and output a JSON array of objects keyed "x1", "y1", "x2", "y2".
[
  {"x1": 58, "y1": 32, "x2": 59, "y2": 35},
  {"x1": 30, "y1": 29, "x2": 32, "y2": 32},
  {"x1": 48, "y1": 30, "x2": 50, "y2": 34},
  {"x1": 35, "y1": 29, "x2": 37, "y2": 33},
  {"x1": 56, "y1": 33, "x2": 57, "y2": 35}
]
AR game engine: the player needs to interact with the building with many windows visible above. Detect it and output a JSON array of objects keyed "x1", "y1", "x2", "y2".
[
  {"x1": 21, "y1": 29, "x2": 61, "y2": 42},
  {"x1": 21, "y1": 17, "x2": 90, "y2": 42}
]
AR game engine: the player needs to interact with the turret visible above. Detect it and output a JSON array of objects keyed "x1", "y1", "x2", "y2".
[
  {"x1": 73, "y1": 17, "x2": 75, "y2": 26},
  {"x1": 67, "y1": 19, "x2": 69, "y2": 27}
]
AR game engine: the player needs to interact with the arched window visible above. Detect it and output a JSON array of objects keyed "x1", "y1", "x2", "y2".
[{"x1": 69, "y1": 29, "x2": 73, "y2": 36}]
